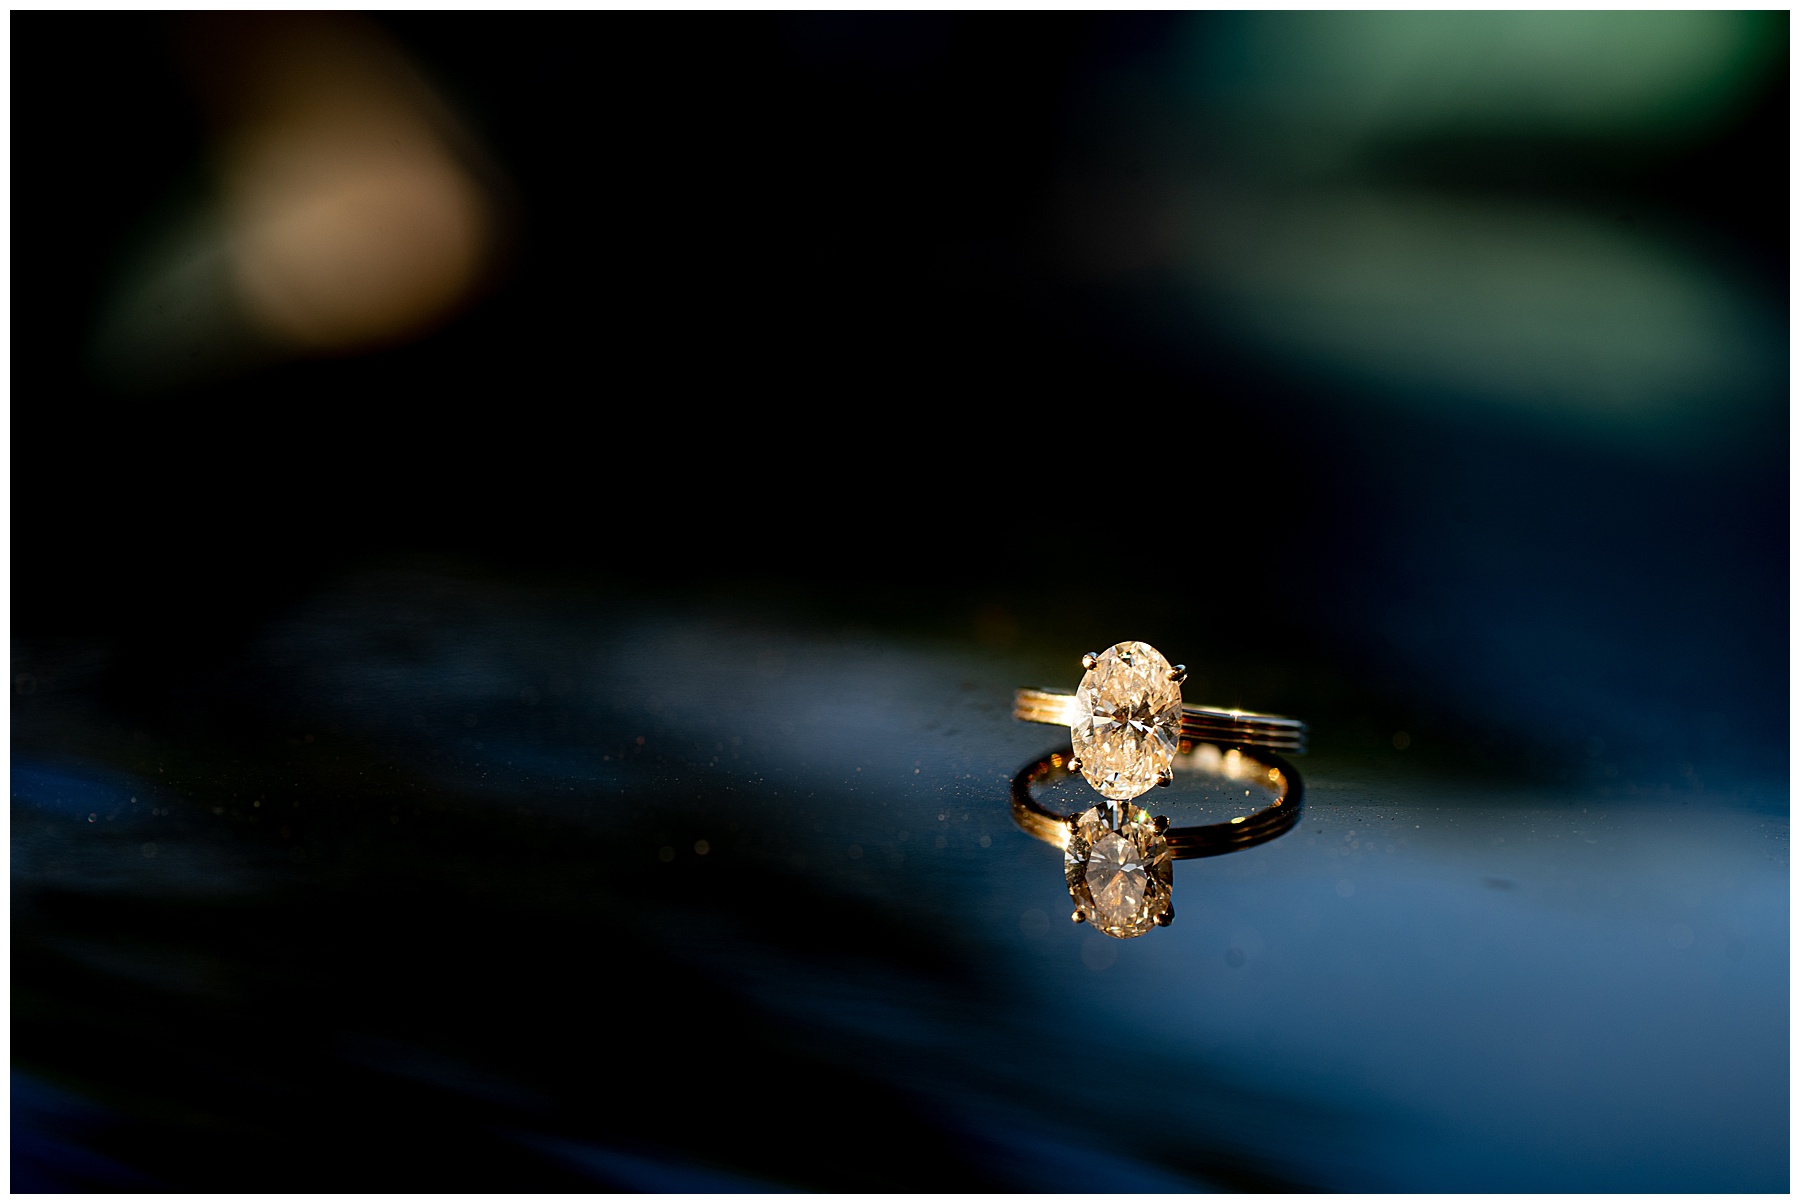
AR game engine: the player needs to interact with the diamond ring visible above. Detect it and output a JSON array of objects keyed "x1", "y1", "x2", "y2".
[
  {"x1": 1010, "y1": 743, "x2": 1304, "y2": 939},
  {"x1": 1012, "y1": 640, "x2": 1306, "y2": 807},
  {"x1": 1008, "y1": 640, "x2": 1307, "y2": 939}
]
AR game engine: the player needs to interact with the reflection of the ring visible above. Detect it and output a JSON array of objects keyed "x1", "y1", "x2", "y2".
[
  {"x1": 1012, "y1": 744, "x2": 1305, "y2": 857},
  {"x1": 1010, "y1": 744, "x2": 1305, "y2": 939}
]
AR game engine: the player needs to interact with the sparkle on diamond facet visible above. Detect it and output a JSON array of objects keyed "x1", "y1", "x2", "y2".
[
  {"x1": 1071, "y1": 640, "x2": 1183, "y2": 801},
  {"x1": 1065, "y1": 804, "x2": 1173, "y2": 939}
]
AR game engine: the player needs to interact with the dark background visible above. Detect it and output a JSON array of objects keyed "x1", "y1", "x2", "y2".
[
  {"x1": 14, "y1": 13, "x2": 1789, "y2": 779},
  {"x1": 12, "y1": 12, "x2": 1789, "y2": 1191}
]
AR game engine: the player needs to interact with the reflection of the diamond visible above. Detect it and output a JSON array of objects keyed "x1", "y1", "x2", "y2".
[{"x1": 1010, "y1": 743, "x2": 1305, "y2": 939}]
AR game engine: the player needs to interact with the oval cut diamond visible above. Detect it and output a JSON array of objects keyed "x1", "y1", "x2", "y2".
[
  {"x1": 1065, "y1": 804, "x2": 1173, "y2": 939},
  {"x1": 1072, "y1": 641, "x2": 1183, "y2": 800}
]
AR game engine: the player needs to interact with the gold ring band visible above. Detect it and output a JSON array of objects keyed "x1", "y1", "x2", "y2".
[{"x1": 1012, "y1": 686, "x2": 1308, "y2": 754}]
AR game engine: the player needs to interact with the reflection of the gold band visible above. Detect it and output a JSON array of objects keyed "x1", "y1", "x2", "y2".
[{"x1": 1010, "y1": 744, "x2": 1304, "y2": 858}]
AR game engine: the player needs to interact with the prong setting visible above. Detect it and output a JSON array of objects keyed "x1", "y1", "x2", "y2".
[
  {"x1": 1155, "y1": 908, "x2": 1174, "y2": 927},
  {"x1": 1153, "y1": 815, "x2": 1170, "y2": 833},
  {"x1": 1168, "y1": 664, "x2": 1188, "y2": 683},
  {"x1": 1081, "y1": 652, "x2": 1099, "y2": 671},
  {"x1": 1071, "y1": 908, "x2": 1088, "y2": 925},
  {"x1": 1066, "y1": 756, "x2": 1082, "y2": 774},
  {"x1": 1156, "y1": 766, "x2": 1173, "y2": 788}
]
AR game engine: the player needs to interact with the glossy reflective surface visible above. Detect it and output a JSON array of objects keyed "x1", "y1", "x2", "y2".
[{"x1": 13, "y1": 570, "x2": 1787, "y2": 1191}]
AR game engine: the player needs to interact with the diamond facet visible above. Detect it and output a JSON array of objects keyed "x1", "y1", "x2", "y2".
[
  {"x1": 1065, "y1": 804, "x2": 1173, "y2": 939},
  {"x1": 1071, "y1": 640, "x2": 1183, "y2": 801}
]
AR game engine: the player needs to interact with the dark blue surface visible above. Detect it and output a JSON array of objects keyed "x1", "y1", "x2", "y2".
[{"x1": 12, "y1": 571, "x2": 1789, "y2": 1190}]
